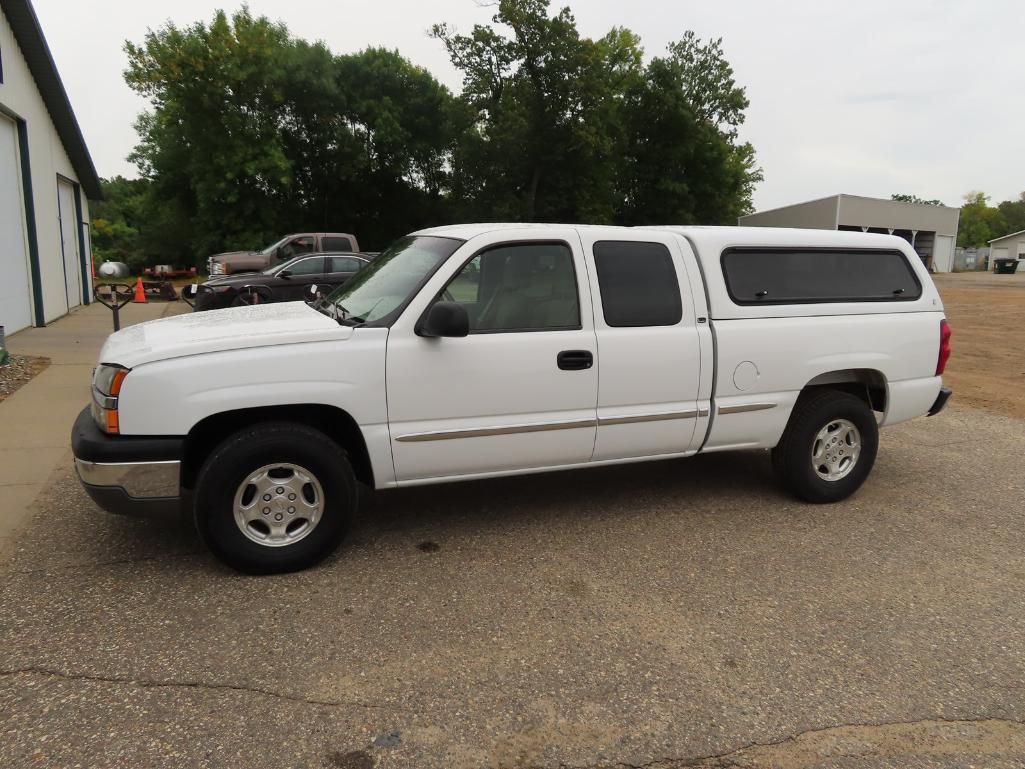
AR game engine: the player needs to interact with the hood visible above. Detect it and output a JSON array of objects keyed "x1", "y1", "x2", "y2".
[
  {"x1": 203, "y1": 272, "x2": 269, "y2": 288},
  {"x1": 209, "y1": 250, "x2": 258, "y2": 263},
  {"x1": 99, "y1": 302, "x2": 352, "y2": 368}
]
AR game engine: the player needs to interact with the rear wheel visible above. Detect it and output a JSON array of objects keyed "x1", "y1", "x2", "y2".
[
  {"x1": 194, "y1": 422, "x2": 355, "y2": 573},
  {"x1": 771, "y1": 389, "x2": 879, "y2": 503}
]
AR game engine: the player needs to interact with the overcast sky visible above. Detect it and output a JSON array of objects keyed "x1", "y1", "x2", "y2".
[{"x1": 32, "y1": 0, "x2": 1025, "y2": 211}]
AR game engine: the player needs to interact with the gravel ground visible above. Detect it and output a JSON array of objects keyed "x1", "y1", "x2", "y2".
[
  {"x1": 1, "y1": 403, "x2": 1024, "y2": 768},
  {"x1": 0, "y1": 355, "x2": 49, "y2": 403},
  {"x1": 933, "y1": 273, "x2": 1025, "y2": 419}
]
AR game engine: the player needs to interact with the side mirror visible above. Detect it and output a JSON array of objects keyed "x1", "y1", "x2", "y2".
[
  {"x1": 305, "y1": 284, "x2": 321, "y2": 303},
  {"x1": 418, "y1": 301, "x2": 469, "y2": 338},
  {"x1": 278, "y1": 270, "x2": 292, "y2": 279}
]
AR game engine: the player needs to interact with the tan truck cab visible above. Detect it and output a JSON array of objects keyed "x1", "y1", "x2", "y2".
[{"x1": 207, "y1": 233, "x2": 359, "y2": 275}]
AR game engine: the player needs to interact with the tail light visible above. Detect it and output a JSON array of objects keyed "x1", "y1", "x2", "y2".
[{"x1": 936, "y1": 319, "x2": 952, "y2": 375}]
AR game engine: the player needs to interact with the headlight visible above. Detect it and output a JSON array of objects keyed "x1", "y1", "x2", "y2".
[
  {"x1": 91, "y1": 363, "x2": 129, "y2": 434},
  {"x1": 209, "y1": 262, "x2": 225, "y2": 275}
]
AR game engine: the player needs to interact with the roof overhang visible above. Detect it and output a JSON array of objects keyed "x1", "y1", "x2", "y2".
[
  {"x1": 988, "y1": 229, "x2": 1025, "y2": 245},
  {"x1": 1, "y1": 0, "x2": 102, "y2": 199}
]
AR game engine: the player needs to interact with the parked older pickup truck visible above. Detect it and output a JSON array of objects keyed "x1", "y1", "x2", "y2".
[
  {"x1": 208, "y1": 232, "x2": 360, "y2": 275},
  {"x1": 73, "y1": 225, "x2": 952, "y2": 573}
]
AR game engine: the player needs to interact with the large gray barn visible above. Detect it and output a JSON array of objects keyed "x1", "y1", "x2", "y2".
[{"x1": 739, "y1": 194, "x2": 960, "y2": 272}]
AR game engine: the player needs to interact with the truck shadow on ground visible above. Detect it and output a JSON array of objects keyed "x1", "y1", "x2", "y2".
[
  {"x1": 346, "y1": 449, "x2": 786, "y2": 547},
  {"x1": 48, "y1": 449, "x2": 786, "y2": 574}
]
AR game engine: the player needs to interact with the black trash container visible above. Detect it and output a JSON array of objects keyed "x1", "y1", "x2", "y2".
[{"x1": 994, "y1": 258, "x2": 1019, "y2": 274}]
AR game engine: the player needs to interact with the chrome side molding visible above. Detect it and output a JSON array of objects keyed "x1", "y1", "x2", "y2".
[
  {"x1": 717, "y1": 403, "x2": 777, "y2": 415},
  {"x1": 395, "y1": 419, "x2": 598, "y2": 443},
  {"x1": 396, "y1": 409, "x2": 710, "y2": 443}
]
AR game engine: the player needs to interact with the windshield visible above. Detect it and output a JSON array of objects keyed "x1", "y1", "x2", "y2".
[
  {"x1": 263, "y1": 255, "x2": 306, "y2": 276},
  {"x1": 320, "y1": 235, "x2": 462, "y2": 325},
  {"x1": 259, "y1": 235, "x2": 291, "y2": 255}
]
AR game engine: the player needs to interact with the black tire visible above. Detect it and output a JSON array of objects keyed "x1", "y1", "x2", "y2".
[
  {"x1": 771, "y1": 389, "x2": 879, "y2": 504},
  {"x1": 194, "y1": 422, "x2": 355, "y2": 573}
]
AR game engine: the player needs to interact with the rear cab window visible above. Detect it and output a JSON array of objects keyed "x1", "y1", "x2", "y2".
[
  {"x1": 323, "y1": 236, "x2": 355, "y2": 252},
  {"x1": 721, "y1": 248, "x2": 922, "y2": 305},
  {"x1": 592, "y1": 241, "x2": 683, "y2": 327}
]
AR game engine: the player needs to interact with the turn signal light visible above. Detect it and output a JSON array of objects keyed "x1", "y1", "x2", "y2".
[
  {"x1": 109, "y1": 368, "x2": 128, "y2": 396},
  {"x1": 936, "y1": 319, "x2": 952, "y2": 375},
  {"x1": 105, "y1": 409, "x2": 120, "y2": 434}
]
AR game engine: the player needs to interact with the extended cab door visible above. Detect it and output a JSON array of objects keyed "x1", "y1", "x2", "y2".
[
  {"x1": 386, "y1": 230, "x2": 598, "y2": 482},
  {"x1": 576, "y1": 231, "x2": 707, "y2": 460}
]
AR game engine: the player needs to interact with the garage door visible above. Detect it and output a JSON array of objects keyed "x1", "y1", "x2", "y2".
[
  {"x1": 0, "y1": 115, "x2": 33, "y2": 334},
  {"x1": 57, "y1": 177, "x2": 81, "y2": 309}
]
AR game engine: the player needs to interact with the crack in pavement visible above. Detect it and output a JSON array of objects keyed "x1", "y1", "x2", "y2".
[
  {"x1": 553, "y1": 716, "x2": 1025, "y2": 769},
  {"x1": 0, "y1": 666, "x2": 412, "y2": 713}
]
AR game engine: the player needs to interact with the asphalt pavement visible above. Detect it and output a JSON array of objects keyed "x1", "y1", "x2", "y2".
[{"x1": 2, "y1": 402, "x2": 1024, "y2": 768}]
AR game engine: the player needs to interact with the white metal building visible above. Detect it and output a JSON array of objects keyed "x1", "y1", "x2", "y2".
[
  {"x1": 739, "y1": 194, "x2": 961, "y2": 273},
  {"x1": 987, "y1": 230, "x2": 1025, "y2": 273},
  {"x1": 0, "y1": 0, "x2": 101, "y2": 335}
]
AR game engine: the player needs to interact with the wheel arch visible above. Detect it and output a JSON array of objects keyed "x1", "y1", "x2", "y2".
[
  {"x1": 182, "y1": 404, "x2": 374, "y2": 490},
  {"x1": 801, "y1": 368, "x2": 888, "y2": 412}
]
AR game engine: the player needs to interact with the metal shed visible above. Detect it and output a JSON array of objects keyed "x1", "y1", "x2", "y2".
[{"x1": 739, "y1": 195, "x2": 961, "y2": 272}]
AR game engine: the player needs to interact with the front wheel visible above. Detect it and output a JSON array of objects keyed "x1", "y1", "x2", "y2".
[
  {"x1": 194, "y1": 422, "x2": 356, "y2": 573},
  {"x1": 771, "y1": 390, "x2": 879, "y2": 503}
]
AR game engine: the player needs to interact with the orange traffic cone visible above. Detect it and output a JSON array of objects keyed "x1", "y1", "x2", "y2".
[{"x1": 133, "y1": 277, "x2": 147, "y2": 303}]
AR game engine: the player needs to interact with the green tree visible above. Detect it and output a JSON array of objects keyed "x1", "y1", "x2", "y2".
[
  {"x1": 995, "y1": 192, "x2": 1025, "y2": 237},
  {"x1": 434, "y1": 0, "x2": 759, "y2": 225},
  {"x1": 890, "y1": 194, "x2": 945, "y2": 206},
  {"x1": 957, "y1": 191, "x2": 1003, "y2": 248},
  {"x1": 124, "y1": 8, "x2": 458, "y2": 264},
  {"x1": 618, "y1": 33, "x2": 760, "y2": 225},
  {"x1": 90, "y1": 176, "x2": 149, "y2": 267}
]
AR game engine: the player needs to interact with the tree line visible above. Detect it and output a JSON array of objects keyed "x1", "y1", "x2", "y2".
[
  {"x1": 956, "y1": 191, "x2": 1025, "y2": 248},
  {"x1": 91, "y1": 0, "x2": 760, "y2": 268},
  {"x1": 890, "y1": 192, "x2": 1025, "y2": 249}
]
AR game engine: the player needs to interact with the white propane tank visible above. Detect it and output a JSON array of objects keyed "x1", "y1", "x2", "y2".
[{"x1": 97, "y1": 261, "x2": 130, "y2": 279}]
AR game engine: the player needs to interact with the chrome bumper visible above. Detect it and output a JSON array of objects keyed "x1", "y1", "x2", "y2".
[{"x1": 75, "y1": 459, "x2": 181, "y2": 499}]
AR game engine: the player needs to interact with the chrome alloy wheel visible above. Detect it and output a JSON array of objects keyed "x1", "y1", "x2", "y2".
[
  {"x1": 233, "y1": 463, "x2": 324, "y2": 547},
  {"x1": 811, "y1": 419, "x2": 862, "y2": 482}
]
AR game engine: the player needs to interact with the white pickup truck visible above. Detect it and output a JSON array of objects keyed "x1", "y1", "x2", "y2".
[{"x1": 72, "y1": 225, "x2": 952, "y2": 573}]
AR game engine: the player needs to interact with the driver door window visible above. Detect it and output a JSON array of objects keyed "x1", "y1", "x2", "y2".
[
  {"x1": 278, "y1": 256, "x2": 324, "y2": 300},
  {"x1": 286, "y1": 257, "x2": 325, "y2": 276},
  {"x1": 280, "y1": 236, "x2": 315, "y2": 260},
  {"x1": 443, "y1": 243, "x2": 579, "y2": 332}
]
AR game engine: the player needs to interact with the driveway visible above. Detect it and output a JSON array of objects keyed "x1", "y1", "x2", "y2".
[{"x1": 2, "y1": 400, "x2": 1024, "y2": 767}]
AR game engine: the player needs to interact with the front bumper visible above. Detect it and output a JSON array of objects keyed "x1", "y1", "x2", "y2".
[
  {"x1": 71, "y1": 407, "x2": 185, "y2": 517},
  {"x1": 193, "y1": 287, "x2": 233, "y2": 312}
]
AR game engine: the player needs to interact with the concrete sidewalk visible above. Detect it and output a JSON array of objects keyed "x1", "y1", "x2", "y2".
[{"x1": 0, "y1": 300, "x2": 187, "y2": 556}]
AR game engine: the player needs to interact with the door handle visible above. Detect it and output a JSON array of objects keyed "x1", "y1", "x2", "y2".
[{"x1": 557, "y1": 350, "x2": 593, "y2": 371}]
